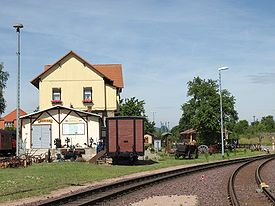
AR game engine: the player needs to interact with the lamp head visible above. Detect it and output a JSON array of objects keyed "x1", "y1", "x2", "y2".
[
  {"x1": 218, "y1": 66, "x2": 229, "y2": 71},
  {"x1": 13, "y1": 23, "x2": 23, "y2": 32}
]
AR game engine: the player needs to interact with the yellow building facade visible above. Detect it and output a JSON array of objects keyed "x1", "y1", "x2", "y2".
[{"x1": 31, "y1": 51, "x2": 123, "y2": 118}]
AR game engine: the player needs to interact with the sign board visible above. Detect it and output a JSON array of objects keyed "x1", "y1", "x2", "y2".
[
  {"x1": 38, "y1": 119, "x2": 53, "y2": 123},
  {"x1": 62, "y1": 123, "x2": 85, "y2": 135}
]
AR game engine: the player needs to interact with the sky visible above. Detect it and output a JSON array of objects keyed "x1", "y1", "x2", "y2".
[{"x1": 1, "y1": 0, "x2": 275, "y2": 128}]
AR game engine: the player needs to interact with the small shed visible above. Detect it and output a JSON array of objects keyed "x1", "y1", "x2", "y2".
[
  {"x1": 180, "y1": 128, "x2": 196, "y2": 143},
  {"x1": 20, "y1": 106, "x2": 101, "y2": 150},
  {"x1": 144, "y1": 133, "x2": 154, "y2": 145},
  {"x1": 153, "y1": 137, "x2": 162, "y2": 152}
]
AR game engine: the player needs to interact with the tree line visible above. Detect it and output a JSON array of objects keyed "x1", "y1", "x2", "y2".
[
  {"x1": 172, "y1": 76, "x2": 274, "y2": 145},
  {"x1": 119, "y1": 76, "x2": 275, "y2": 146}
]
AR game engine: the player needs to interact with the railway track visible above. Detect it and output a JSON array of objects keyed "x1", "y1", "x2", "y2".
[
  {"x1": 36, "y1": 155, "x2": 274, "y2": 206},
  {"x1": 256, "y1": 158, "x2": 275, "y2": 203},
  {"x1": 228, "y1": 155, "x2": 275, "y2": 206}
]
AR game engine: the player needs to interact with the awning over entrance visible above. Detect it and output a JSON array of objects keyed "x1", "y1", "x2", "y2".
[{"x1": 20, "y1": 106, "x2": 101, "y2": 150}]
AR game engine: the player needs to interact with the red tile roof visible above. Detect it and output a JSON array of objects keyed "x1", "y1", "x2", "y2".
[
  {"x1": 92, "y1": 64, "x2": 123, "y2": 88},
  {"x1": 31, "y1": 51, "x2": 124, "y2": 89},
  {"x1": 1, "y1": 109, "x2": 27, "y2": 122},
  {"x1": 44, "y1": 64, "x2": 51, "y2": 71}
]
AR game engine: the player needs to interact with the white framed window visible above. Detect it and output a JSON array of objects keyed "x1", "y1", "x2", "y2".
[
  {"x1": 83, "y1": 87, "x2": 92, "y2": 101},
  {"x1": 5, "y1": 122, "x2": 14, "y2": 128},
  {"x1": 52, "y1": 88, "x2": 61, "y2": 101}
]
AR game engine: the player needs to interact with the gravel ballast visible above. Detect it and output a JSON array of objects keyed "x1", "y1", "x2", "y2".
[{"x1": 103, "y1": 164, "x2": 241, "y2": 206}]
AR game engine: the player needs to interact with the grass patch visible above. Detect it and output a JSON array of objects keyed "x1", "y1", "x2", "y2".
[
  {"x1": 0, "y1": 149, "x2": 266, "y2": 202},
  {"x1": 239, "y1": 135, "x2": 274, "y2": 146}
]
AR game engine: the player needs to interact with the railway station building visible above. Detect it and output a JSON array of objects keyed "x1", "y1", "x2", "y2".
[
  {"x1": 30, "y1": 50, "x2": 123, "y2": 119},
  {"x1": 21, "y1": 51, "x2": 124, "y2": 153}
]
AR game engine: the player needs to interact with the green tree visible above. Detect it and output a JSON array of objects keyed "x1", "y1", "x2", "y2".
[
  {"x1": 233, "y1": 120, "x2": 249, "y2": 135},
  {"x1": 260, "y1": 115, "x2": 275, "y2": 132},
  {"x1": 0, "y1": 63, "x2": 9, "y2": 115},
  {"x1": 4, "y1": 126, "x2": 15, "y2": 131},
  {"x1": 119, "y1": 97, "x2": 145, "y2": 116},
  {"x1": 170, "y1": 125, "x2": 181, "y2": 142},
  {"x1": 144, "y1": 119, "x2": 155, "y2": 134},
  {"x1": 179, "y1": 76, "x2": 238, "y2": 145},
  {"x1": 247, "y1": 120, "x2": 261, "y2": 135},
  {"x1": 119, "y1": 97, "x2": 155, "y2": 133}
]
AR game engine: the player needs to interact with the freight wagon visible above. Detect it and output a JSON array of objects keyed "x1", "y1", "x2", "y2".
[
  {"x1": 106, "y1": 116, "x2": 145, "y2": 164},
  {"x1": 0, "y1": 130, "x2": 16, "y2": 156}
]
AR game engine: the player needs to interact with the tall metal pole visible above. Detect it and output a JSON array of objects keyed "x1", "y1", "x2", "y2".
[
  {"x1": 13, "y1": 23, "x2": 23, "y2": 156},
  {"x1": 219, "y1": 70, "x2": 224, "y2": 158},
  {"x1": 218, "y1": 66, "x2": 228, "y2": 159}
]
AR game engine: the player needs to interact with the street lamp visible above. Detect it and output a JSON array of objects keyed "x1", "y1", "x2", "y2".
[
  {"x1": 218, "y1": 66, "x2": 229, "y2": 159},
  {"x1": 13, "y1": 23, "x2": 23, "y2": 156}
]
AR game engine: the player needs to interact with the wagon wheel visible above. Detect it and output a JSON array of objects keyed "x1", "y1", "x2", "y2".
[
  {"x1": 194, "y1": 149, "x2": 199, "y2": 159},
  {"x1": 187, "y1": 150, "x2": 192, "y2": 159},
  {"x1": 112, "y1": 157, "x2": 118, "y2": 165},
  {"x1": 198, "y1": 145, "x2": 209, "y2": 154}
]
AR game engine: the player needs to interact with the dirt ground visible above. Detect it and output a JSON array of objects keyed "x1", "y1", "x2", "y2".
[{"x1": 131, "y1": 195, "x2": 198, "y2": 206}]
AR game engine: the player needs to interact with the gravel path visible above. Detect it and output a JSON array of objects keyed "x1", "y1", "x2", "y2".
[{"x1": 102, "y1": 164, "x2": 241, "y2": 206}]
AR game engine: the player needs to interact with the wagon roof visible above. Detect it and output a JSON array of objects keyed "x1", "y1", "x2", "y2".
[
  {"x1": 106, "y1": 116, "x2": 145, "y2": 120},
  {"x1": 180, "y1": 128, "x2": 196, "y2": 135}
]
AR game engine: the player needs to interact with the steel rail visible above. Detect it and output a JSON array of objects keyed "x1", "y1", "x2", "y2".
[
  {"x1": 39, "y1": 155, "x2": 273, "y2": 206},
  {"x1": 227, "y1": 160, "x2": 254, "y2": 206},
  {"x1": 256, "y1": 157, "x2": 275, "y2": 203},
  {"x1": 227, "y1": 155, "x2": 275, "y2": 206}
]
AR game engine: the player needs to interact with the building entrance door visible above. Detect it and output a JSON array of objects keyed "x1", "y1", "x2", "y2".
[{"x1": 32, "y1": 125, "x2": 51, "y2": 148}]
